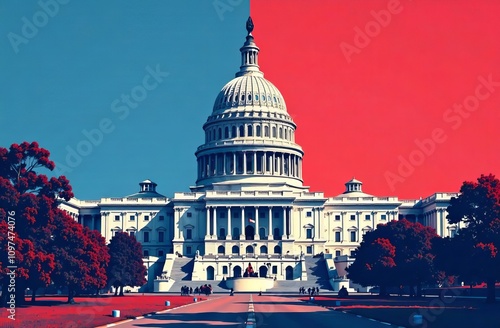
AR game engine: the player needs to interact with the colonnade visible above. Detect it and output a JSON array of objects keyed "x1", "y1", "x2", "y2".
[
  {"x1": 197, "y1": 151, "x2": 302, "y2": 180},
  {"x1": 204, "y1": 205, "x2": 293, "y2": 240}
]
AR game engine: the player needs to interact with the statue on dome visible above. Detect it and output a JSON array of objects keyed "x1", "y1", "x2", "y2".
[{"x1": 246, "y1": 17, "x2": 254, "y2": 34}]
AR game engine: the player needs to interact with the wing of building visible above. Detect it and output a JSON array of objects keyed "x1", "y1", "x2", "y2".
[{"x1": 59, "y1": 18, "x2": 460, "y2": 293}]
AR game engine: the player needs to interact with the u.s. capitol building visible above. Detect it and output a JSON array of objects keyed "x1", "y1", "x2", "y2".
[{"x1": 60, "y1": 18, "x2": 458, "y2": 291}]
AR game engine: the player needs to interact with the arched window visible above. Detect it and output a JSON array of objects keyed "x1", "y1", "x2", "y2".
[
  {"x1": 256, "y1": 126, "x2": 261, "y2": 137},
  {"x1": 232, "y1": 126, "x2": 237, "y2": 138},
  {"x1": 219, "y1": 228, "x2": 226, "y2": 239},
  {"x1": 224, "y1": 127, "x2": 229, "y2": 138},
  {"x1": 248, "y1": 125, "x2": 253, "y2": 137},
  {"x1": 212, "y1": 129, "x2": 216, "y2": 141},
  {"x1": 260, "y1": 245, "x2": 268, "y2": 254},
  {"x1": 233, "y1": 227, "x2": 240, "y2": 237},
  {"x1": 217, "y1": 245, "x2": 225, "y2": 254},
  {"x1": 218, "y1": 128, "x2": 222, "y2": 140},
  {"x1": 274, "y1": 245, "x2": 281, "y2": 254},
  {"x1": 246, "y1": 245, "x2": 254, "y2": 254},
  {"x1": 272, "y1": 126, "x2": 276, "y2": 138},
  {"x1": 239, "y1": 125, "x2": 244, "y2": 137},
  {"x1": 232, "y1": 245, "x2": 240, "y2": 254},
  {"x1": 264, "y1": 126, "x2": 269, "y2": 137},
  {"x1": 284, "y1": 129, "x2": 288, "y2": 140},
  {"x1": 259, "y1": 227, "x2": 266, "y2": 238},
  {"x1": 279, "y1": 127, "x2": 283, "y2": 139}
]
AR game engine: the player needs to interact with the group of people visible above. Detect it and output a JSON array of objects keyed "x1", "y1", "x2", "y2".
[
  {"x1": 180, "y1": 284, "x2": 213, "y2": 296},
  {"x1": 299, "y1": 287, "x2": 320, "y2": 296},
  {"x1": 243, "y1": 263, "x2": 259, "y2": 277}
]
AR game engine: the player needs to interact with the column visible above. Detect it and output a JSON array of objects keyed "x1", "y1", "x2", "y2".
[
  {"x1": 268, "y1": 206, "x2": 273, "y2": 240},
  {"x1": 317, "y1": 208, "x2": 321, "y2": 239},
  {"x1": 213, "y1": 207, "x2": 217, "y2": 238},
  {"x1": 174, "y1": 208, "x2": 181, "y2": 239},
  {"x1": 282, "y1": 207, "x2": 286, "y2": 238},
  {"x1": 254, "y1": 207, "x2": 259, "y2": 239},
  {"x1": 288, "y1": 207, "x2": 294, "y2": 238},
  {"x1": 227, "y1": 207, "x2": 232, "y2": 239},
  {"x1": 223, "y1": 153, "x2": 226, "y2": 175},
  {"x1": 233, "y1": 152, "x2": 236, "y2": 174},
  {"x1": 240, "y1": 207, "x2": 245, "y2": 238},
  {"x1": 271, "y1": 152, "x2": 275, "y2": 175},
  {"x1": 253, "y1": 151, "x2": 257, "y2": 174},
  {"x1": 243, "y1": 152, "x2": 247, "y2": 174},
  {"x1": 206, "y1": 207, "x2": 211, "y2": 238}
]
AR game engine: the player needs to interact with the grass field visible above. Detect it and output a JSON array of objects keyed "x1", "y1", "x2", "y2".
[
  {"x1": 0, "y1": 295, "x2": 204, "y2": 328},
  {"x1": 302, "y1": 295, "x2": 500, "y2": 328}
]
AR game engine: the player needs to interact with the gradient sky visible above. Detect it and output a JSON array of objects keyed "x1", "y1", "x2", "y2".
[{"x1": 1, "y1": 0, "x2": 499, "y2": 200}]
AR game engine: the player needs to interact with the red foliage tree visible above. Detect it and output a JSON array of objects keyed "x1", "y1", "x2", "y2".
[
  {"x1": 107, "y1": 232, "x2": 147, "y2": 296},
  {"x1": 348, "y1": 219, "x2": 439, "y2": 296},
  {"x1": 446, "y1": 174, "x2": 500, "y2": 303},
  {"x1": 50, "y1": 210, "x2": 109, "y2": 303},
  {"x1": 0, "y1": 142, "x2": 72, "y2": 305},
  {"x1": 347, "y1": 237, "x2": 396, "y2": 296}
]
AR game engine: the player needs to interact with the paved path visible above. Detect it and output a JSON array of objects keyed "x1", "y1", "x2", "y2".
[{"x1": 115, "y1": 295, "x2": 397, "y2": 328}]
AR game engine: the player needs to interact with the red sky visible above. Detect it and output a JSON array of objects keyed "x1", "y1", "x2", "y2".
[{"x1": 252, "y1": 0, "x2": 500, "y2": 199}]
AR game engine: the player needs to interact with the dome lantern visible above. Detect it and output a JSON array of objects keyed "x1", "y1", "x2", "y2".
[{"x1": 236, "y1": 17, "x2": 262, "y2": 78}]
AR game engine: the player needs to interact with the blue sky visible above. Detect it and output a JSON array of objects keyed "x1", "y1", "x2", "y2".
[{"x1": 0, "y1": 0, "x2": 249, "y2": 199}]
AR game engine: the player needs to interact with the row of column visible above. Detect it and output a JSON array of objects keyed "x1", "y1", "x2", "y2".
[
  {"x1": 197, "y1": 151, "x2": 302, "y2": 180},
  {"x1": 205, "y1": 206, "x2": 293, "y2": 240}
]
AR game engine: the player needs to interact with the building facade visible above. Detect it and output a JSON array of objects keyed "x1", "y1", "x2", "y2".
[{"x1": 60, "y1": 18, "x2": 460, "y2": 284}]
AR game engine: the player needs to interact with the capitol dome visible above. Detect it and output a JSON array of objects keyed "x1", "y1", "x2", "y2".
[{"x1": 192, "y1": 17, "x2": 305, "y2": 192}]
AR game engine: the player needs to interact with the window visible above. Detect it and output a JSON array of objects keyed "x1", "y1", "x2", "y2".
[
  {"x1": 224, "y1": 127, "x2": 229, "y2": 138},
  {"x1": 335, "y1": 215, "x2": 340, "y2": 221},
  {"x1": 158, "y1": 250, "x2": 164, "y2": 257},
  {"x1": 222, "y1": 266, "x2": 228, "y2": 275},
  {"x1": 381, "y1": 214, "x2": 387, "y2": 220},
  {"x1": 365, "y1": 214, "x2": 371, "y2": 221},
  {"x1": 350, "y1": 231, "x2": 356, "y2": 242},
  {"x1": 306, "y1": 228, "x2": 313, "y2": 239},
  {"x1": 144, "y1": 215, "x2": 149, "y2": 221},
  {"x1": 159, "y1": 215, "x2": 165, "y2": 221},
  {"x1": 144, "y1": 231, "x2": 150, "y2": 243},
  {"x1": 130, "y1": 215, "x2": 135, "y2": 221},
  {"x1": 335, "y1": 231, "x2": 341, "y2": 242},
  {"x1": 350, "y1": 250, "x2": 356, "y2": 257},
  {"x1": 144, "y1": 250, "x2": 149, "y2": 257},
  {"x1": 130, "y1": 231, "x2": 135, "y2": 238},
  {"x1": 350, "y1": 215, "x2": 356, "y2": 221},
  {"x1": 306, "y1": 211, "x2": 312, "y2": 217},
  {"x1": 114, "y1": 215, "x2": 120, "y2": 221},
  {"x1": 159, "y1": 231, "x2": 164, "y2": 243},
  {"x1": 272, "y1": 266, "x2": 278, "y2": 274},
  {"x1": 306, "y1": 246, "x2": 313, "y2": 254},
  {"x1": 187, "y1": 212, "x2": 192, "y2": 218},
  {"x1": 335, "y1": 250, "x2": 341, "y2": 257},
  {"x1": 186, "y1": 246, "x2": 192, "y2": 255},
  {"x1": 186, "y1": 229, "x2": 192, "y2": 240}
]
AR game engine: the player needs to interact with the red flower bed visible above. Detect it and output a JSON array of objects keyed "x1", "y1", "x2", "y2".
[{"x1": 0, "y1": 295, "x2": 202, "y2": 328}]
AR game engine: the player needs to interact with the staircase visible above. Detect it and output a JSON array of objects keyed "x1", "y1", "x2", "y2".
[
  {"x1": 167, "y1": 258, "x2": 230, "y2": 294},
  {"x1": 169, "y1": 257, "x2": 193, "y2": 282},
  {"x1": 271, "y1": 256, "x2": 332, "y2": 293},
  {"x1": 304, "y1": 256, "x2": 332, "y2": 291}
]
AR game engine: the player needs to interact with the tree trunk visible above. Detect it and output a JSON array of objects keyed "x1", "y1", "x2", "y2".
[
  {"x1": 416, "y1": 283, "x2": 422, "y2": 298},
  {"x1": 119, "y1": 285, "x2": 124, "y2": 296},
  {"x1": 15, "y1": 281, "x2": 26, "y2": 306},
  {"x1": 67, "y1": 286, "x2": 75, "y2": 304},
  {"x1": 114, "y1": 286, "x2": 118, "y2": 296},
  {"x1": 31, "y1": 288, "x2": 37, "y2": 303},
  {"x1": 486, "y1": 277, "x2": 496, "y2": 303}
]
